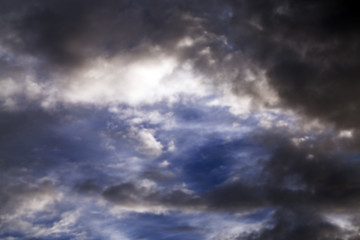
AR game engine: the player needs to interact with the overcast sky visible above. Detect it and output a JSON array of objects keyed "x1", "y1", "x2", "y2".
[{"x1": 1, "y1": 0, "x2": 360, "y2": 239}]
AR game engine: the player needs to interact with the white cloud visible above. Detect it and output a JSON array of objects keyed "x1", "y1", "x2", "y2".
[
  {"x1": 55, "y1": 52, "x2": 210, "y2": 107},
  {"x1": 128, "y1": 127, "x2": 163, "y2": 157},
  {"x1": 111, "y1": 107, "x2": 168, "y2": 125},
  {"x1": 206, "y1": 69, "x2": 279, "y2": 117},
  {"x1": 183, "y1": 212, "x2": 265, "y2": 240},
  {"x1": 338, "y1": 130, "x2": 353, "y2": 138},
  {"x1": 0, "y1": 76, "x2": 44, "y2": 110},
  {"x1": 167, "y1": 140, "x2": 176, "y2": 152},
  {"x1": 32, "y1": 210, "x2": 81, "y2": 238},
  {"x1": 159, "y1": 160, "x2": 170, "y2": 168},
  {"x1": 1, "y1": 179, "x2": 62, "y2": 220},
  {"x1": 0, "y1": 48, "x2": 213, "y2": 111}
]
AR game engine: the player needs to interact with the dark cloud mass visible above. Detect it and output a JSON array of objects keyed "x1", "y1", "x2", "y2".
[
  {"x1": 200, "y1": 135, "x2": 360, "y2": 239},
  {"x1": 1, "y1": 0, "x2": 360, "y2": 239},
  {"x1": 234, "y1": 0, "x2": 360, "y2": 129},
  {"x1": 1, "y1": 0, "x2": 199, "y2": 70},
  {"x1": 1, "y1": 0, "x2": 359, "y2": 127}
]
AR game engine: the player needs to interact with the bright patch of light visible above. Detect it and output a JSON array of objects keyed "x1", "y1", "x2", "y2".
[
  {"x1": 338, "y1": 130, "x2": 353, "y2": 138},
  {"x1": 56, "y1": 53, "x2": 210, "y2": 106}
]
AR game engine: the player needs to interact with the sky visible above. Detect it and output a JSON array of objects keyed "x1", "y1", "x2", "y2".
[{"x1": 0, "y1": 0, "x2": 360, "y2": 239}]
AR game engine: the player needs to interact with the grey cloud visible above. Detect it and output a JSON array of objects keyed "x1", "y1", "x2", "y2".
[
  {"x1": 262, "y1": 142, "x2": 360, "y2": 207},
  {"x1": 206, "y1": 133, "x2": 360, "y2": 208},
  {"x1": 1, "y1": 0, "x2": 360, "y2": 130},
  {"x1": 0, "y1": 178, "x2": 56, "y2": 216},
  {"x1": 100, "y1": 130, "x2": 360, "y2": 205},
  {"x1": 0, "y1": 0, "x2": 201, "y2": 70},
  {"x1": 1, "y1": 1, "x2": 360, "y2": 239},
  {"x1": 207, "y1": 133, "x2": 360, "y2": 239},
  {"x1": 0, "y1": 0, "x2": 218, "y2": 108},
  {"x1": 141, "y1": 169, "x2": 177, "y2": 183},
  {"x1": 102, "y1": 182, "x2": 202, "y2": 210},
  {"x1": 205, "y1": 182, "x2": 266, "y2": 211},
  {"x1": 100, "y1": 132, "x2": 360, "y2": 238},
  {"x1": 242, "y1": 208, "x2": 340, "y2": 240},
  {"x1": 74, "y1": 179, "x2": 101, "y2": 196},
  {"x1": 221, "y1": 0, "x2": 360, "y2": 129}
]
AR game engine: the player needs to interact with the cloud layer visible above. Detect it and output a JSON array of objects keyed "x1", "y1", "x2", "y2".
[{"x1": 1, "y1": 0, "x2": 360, "y2": 239}]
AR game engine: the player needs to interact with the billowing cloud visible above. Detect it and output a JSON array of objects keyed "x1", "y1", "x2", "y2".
[
  {"x1": 220, "y1": 0, "x2": 360, "y2": 130},
  {"x1": 1, "y1": 0, "x2": 360, "y2": 239}
]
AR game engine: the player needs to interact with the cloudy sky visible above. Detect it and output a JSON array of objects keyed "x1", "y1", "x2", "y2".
[{"x1": 1, "y1": 0, "x2": 360, "y2": 239}]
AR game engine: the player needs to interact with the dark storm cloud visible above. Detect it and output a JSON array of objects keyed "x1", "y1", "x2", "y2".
[
  {"x1": 206, "y1": 134, "x2": 360, "y2": 239},
  {"x1": 0, "y1": 0, "x2": 203, "y2": 71},
  {"x1": 1, "y1": 0, "x2": 360, "y2": 239},
  {"x1": 1, "y1": 0, "x2": 359, "y2": 129},
  {"x1": 2, "y1": 0, "x2": 359, "y2": 129},
  {"x1": 222, "y1": 0, "x2": 360, "y2": 129},
  {"x1": 263, "y1": 142, "x2": 360, "y2": 207}
]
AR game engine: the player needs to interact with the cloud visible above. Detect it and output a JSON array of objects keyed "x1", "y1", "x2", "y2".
[
  {"x1": 0, "y1": 0, "x2": 213, "y2": 110},
  {"x1": 0, "y1": 178, "x2": 58, "y2": 217},
  {"x1": 218, "y1": 0, "x2": 360, "y2": 130},
  {"x1": 1, "y1": 0, "x2": 360, "y2": 131},
  {"x1": 127, "y1": 127, "x2": 163, "y2": 157},
  {"x1": 242, "y1": 208, "x2": 340, "y2": 240},
  {"x1": 56, "y1": 54, "x2": 210, "y2": 106},
  {"x1": 2, "y1": 0, "x2": 202, "y2": 69},
  {"x1": 102, "y1": 180, "x2": 203, "y2": 213},
  {"x1": 1, "y1": 1, "x2": 360, "y2": 239},
  {"x1": 207, "y1": 132, "x2": 360, "y2": 239},
  {"x1": 100, "y1": 131, "x2": 360, "y2": 238}
]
